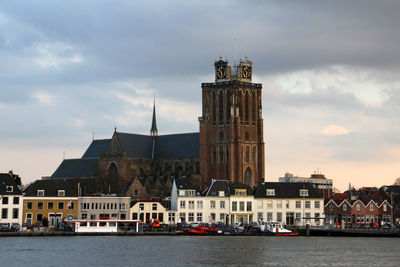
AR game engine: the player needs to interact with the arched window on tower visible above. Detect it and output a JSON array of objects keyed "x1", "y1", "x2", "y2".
[
  {"x1": 226, "y1": 90, "x2": 231, "y2": 123},
  {"x1": 219, "y1": 145, "x2": 224, "y2": 163},
  {"x1": 219, "y1": 91, "x2": 224, "y2": 124},
  {"x1": 244, "y1": 167, "x2": 253, "y2": 186},
  {"x1": 212, "y1": 92, "x2": 216, "y2": 125},
  {"x1": 238, "y1": 91, "x2": 243, "y2": 123},
  {"x1": 245, "y1": 92, "x2": 249, "y2": 124},
  {"x1": 252, "y1": 146, "x2": 256, "y2": 163},
  {"x1": 252, "y1": 92, "x2": 256, "y2": 124},
  {"x1": 245, "y1": 146, "x2": 250, "y2": 163}
]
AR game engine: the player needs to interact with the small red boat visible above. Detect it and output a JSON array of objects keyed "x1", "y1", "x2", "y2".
[{"x1": 188, "y1": 228, "x2": 208, "y2": 235}]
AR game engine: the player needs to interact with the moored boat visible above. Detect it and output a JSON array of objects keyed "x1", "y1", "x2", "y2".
[{"x1": 260, "y1": 222, "x2": 299, "y2": 236}]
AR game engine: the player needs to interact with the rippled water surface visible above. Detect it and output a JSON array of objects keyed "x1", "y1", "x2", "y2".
[{"x1": 0, "y1": 236, "x2": 398, "y2": 266}]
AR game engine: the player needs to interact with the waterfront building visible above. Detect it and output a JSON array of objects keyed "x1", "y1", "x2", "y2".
[
  {"x1": 229, "y1": 182, "x2": 254, "y2": 224},
  {"x1": 325, "y1": 190, "x2": 392, "y2": 226},
  {"x1": 23, "y1": 179, "x2": 78, "y2": 228},
  {"x1": 130, "y1": 200, "x2": 167, "y2": 223},
  {"x1": 78, "y1": 196, "x2": 130, "y2": 221},
  {"x1": 279, "y1": 173, "x2": 333, "y2": 190},
  {"x1": 199, "y1": 58, "x2": 265, "y2": 187},
  {"x1": 253, "y1": 182, "x2": 324, "y2": 226},
  {"x1": 0, "y1": 173, "x2": 23, "y2": 228}
]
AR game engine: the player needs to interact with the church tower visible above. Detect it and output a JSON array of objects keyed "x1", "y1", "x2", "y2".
[{"x1": 199, "y1": 57, "x2": 265, "y2": 187}]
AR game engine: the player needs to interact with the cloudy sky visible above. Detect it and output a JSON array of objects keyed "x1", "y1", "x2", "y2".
[{"x1": 1, "y1": 1, "x2": 399, "y2": 190}]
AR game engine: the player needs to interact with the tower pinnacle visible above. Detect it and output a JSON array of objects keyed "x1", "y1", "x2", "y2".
[{"x1": 150, "y1": 96, "x2": 158, "y2": 136}]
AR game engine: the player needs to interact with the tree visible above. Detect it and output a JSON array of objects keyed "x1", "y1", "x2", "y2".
[{"x1": 394, "y1": 177, "x2": 400, "y2": 185}]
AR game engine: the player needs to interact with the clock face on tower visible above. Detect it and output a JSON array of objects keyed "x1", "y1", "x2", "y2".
[
  {"x1": 216, "y1": 66, "x2": 227, "y2": 79},
  {"x1": 242, "y1": 66, "x2": 252, "y2": 79}
]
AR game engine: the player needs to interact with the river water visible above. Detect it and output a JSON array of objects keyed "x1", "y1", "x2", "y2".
[{"x1": 0, "y1": 236, "x2": 398, "y2": 266}]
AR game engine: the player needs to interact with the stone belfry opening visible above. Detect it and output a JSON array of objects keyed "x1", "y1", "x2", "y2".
[{"x1": 199, "y1": 57, "x2": 265, "y2": 187}]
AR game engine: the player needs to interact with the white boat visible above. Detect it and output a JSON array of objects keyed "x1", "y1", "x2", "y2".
[
  {"x1": 66, "y1": 219, "x2": 141, "y2": 233},
  {"x1": 260, "y1": 221, "x2": 299, "y2": 236}
]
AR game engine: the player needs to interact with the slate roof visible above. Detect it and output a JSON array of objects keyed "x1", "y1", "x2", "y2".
[
  {"x1": 0, "y1": 173, "x2": 22, "y2": 195},
  {"x1": 254, "y1": 182, "x2": 322, "y2": 199},
  {"x1": 51, "y1": 158, "x2": 98, "y2": 179},
  {"x1": 117, "y1": 132, "x2": 153, "y2": 158},
  {"x1": 24, "y1": 179, "x2": 78, "y2": 197},
  {"x1": 82, "y1": 139, "x2": 111, "y2": 158},
  {"x1": 230, "y1": 182, "x2": 254, "y2": 195},
  {"x1": 175, "y1": 178, "x2": 196, "y2": 190},
  {"x1": 204, "y1": 180, "x2": 230, "y2": 197},
  {"x1": 154, "y1": 133, "x2": 199, "y2": 160}
]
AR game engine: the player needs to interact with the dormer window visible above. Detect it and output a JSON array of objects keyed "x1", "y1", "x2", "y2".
[
  {"x1": 235, "y1": 189, "x2": 246, "y2": 195},
  {"x1": 179, "y1": 190, "x2": 185, "y2": 196},
  {"x1": 266, "y1": 189, "x2": 275, "y2": 196},
  {"x1": 58, "y1": 190, "x2": 65, "y2": 197},
  {"x1": 219, "y1": 191, "x2": 225, "y2": 197},
  {"x1": 37, "y1": 190, "x2": 45, "y2": 197},
  {"x1": 6, "y1": 186, "x2": 13, "y2": 193},
  {"x1": 300, "y1": 189, "x2": 309, "y2": 197}
]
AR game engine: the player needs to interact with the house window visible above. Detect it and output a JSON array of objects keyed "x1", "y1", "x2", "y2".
[
  {"x1": 58, "y1": 202, "x2": 64, "y2": 210},
  {"x1": 232, "y1": 201, "x2": 237, "y2": 211},
  {"x1": 27, "y1": 202, "x2": 33, "y2": 210},
  {"x1": 300, "y1": 189, "x2": 308, "y2": 197},
  {"x1": 239, "y1": 201, "x2": 245, "y2": 211},
  {"x1": 286, "y1": 201, "x2": 290, "y2": 209},
  {"x1": 314, "y1": 213, "x2": 320, "y2": 222},
  {"x1": 68, "y1": 202, "x2": 74, "y2": 210},
  {"x1": 266, "y1": 189, "x2": 275, "y2": 196},
  {"x1": 2, "y1": 197, "x2": 8, "y2": 205},
  {"x1": 296, "y1": 212, "x2": 301, "y2": 221},
  {"x1": 258, "y1": 201, "x2": 263, "y2": 209},
  {"x1": 180, "y1": 201, "x2": 186, "y2": 209},
  {"x1": 134, "y1": 189, "x2": 139, "y2": 196},
  {"x1": 6, "y1": 186, "x2": 13, "y2": 192},
  {"x1": 219, "y1": 191, "x2": 225, "y2": 197},
  {"x1": 139, "y1": 203, "x2": 144, "y2": 211},
  {"x1": 12, "y1": 208, "x2": 18, "y2": 219},
  {"x1": 37, "y1": 202, "x2": 43, "y2": 210},
  {"x1": 197, "y1": 213, "x2": 202, "y2": 222},
  {"x1": 210, "y1": 213, "x2": 216, "y2": 221},
  {"x1": 13, "y1": 197, "x2": 19, "y2": 205},
  {"x1": 37, "y1": 190, "x2": 44, "y2": 196},
  {"x1": 58, "y1": 190, "x2": 65, "y2": 197},
  {"x1": 305, "y1": 213, "x2": 311, "y2": 221},
  {"x1": 90, "y1": 214, "x2": 96, "y2": 220},
  {"x1": 220, "y1": 201, "x2": 225, "y2": 209},
  {"x1": 82, "y1": 213, "x2": 88, "y2": 220},
  {"x1": 370, "y1": 205, "x2": 373, "y2": 211},
  {"x1": 220, "y1": 213, "x2": 225, "y2": 222},
  {"x1": 277, "y1": 212, "x2": 282, "y2": 222},
  {"x1": 383, "y1": 204, "x2": 387, "y2": 211},
  {"x1": 48, "y1": 202, "x2": 54, "y2": 210},
  {"x1": 168, "y1": 213, "x2": 175, "y2": 223},
  {"x1": 179, "y1": 190, "x2": 185, "y2": 196},
  {"x1": 247, "y1": 201, "x2": 252, "y2": 212},
  {"x1": 314, "y1": 201, "x2": 320, "y2": 209},
  {"x1": 258, "y1": 212, "x2": 263, "y2": 222},
  {"x1": 36, "y1": 213, "x2": 43, "y2": 222},
  {"x1": 267, "y1": 212, "x2": 273, "y2": 221},
  {"x1": 1, "y1": 208, "x2": 7, "y2": 219},
  {"x1": 305, "y1": 201, "x2": 310, "y2": 209},
  {"x1": 356, "y1": 204, "x2": 360, "y2": 211},
  {"x1": 188, "y1": 213, "x2": 194, "y2": 222},
  {"x1": 329, "y1": 203, "x2": 334, "y2": 211},
  {"x1": 343, "y1": 203, "x2": 347, "y2": 211},
  {"x1": 210, "y1": 201, "x2": 216, "y2": 209},
  {"x1": 189, "y1": 201, "x2": 194, "y2": 209},
  {"x1": 152, "y1": 203, "x2": 157, "y2": 211},
  {"x1": 235, "y1": 189, "x2": 246, "y2": 195},
  {"x1": 197, "y1": 200, "x2": 203, "y2": 209},
  {"x1": 266, "y1": 201, "x2": 273, "y2": 209},
  {"x1": 296, "y1": 201, "x2": 301, "y2": 209},
  {"x1": 277, "y1": 201, "x2": 282, "y2": 209}
]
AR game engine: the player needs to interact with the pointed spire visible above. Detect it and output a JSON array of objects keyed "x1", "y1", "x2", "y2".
[{"x1": 150, "y1": 94, "x2": 158, "y2": 136}]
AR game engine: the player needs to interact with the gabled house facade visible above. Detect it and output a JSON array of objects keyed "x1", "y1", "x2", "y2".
[{"x1": 0, "y1": 173, "x2": 23, "y2": 227}]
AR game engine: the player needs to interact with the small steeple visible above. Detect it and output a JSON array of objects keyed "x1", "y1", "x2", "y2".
[{"x1": 150, "y1": 95, "x2": 158, "y2": 136}]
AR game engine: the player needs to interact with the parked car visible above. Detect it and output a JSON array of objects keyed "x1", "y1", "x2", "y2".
[
  {"x1": 0, "y1": 223, "x2": 10, "y2": 231},
  {"x1": 190, "y1": 222, "x2": 199, "y2": 228},
  {"x1": 10, "y1": 223, "x2": 20, "y2": 232}
]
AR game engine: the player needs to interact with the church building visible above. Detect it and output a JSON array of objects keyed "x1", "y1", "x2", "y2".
[{"x1": 50, "y1": 58, "x2": 265, "y2": 196}]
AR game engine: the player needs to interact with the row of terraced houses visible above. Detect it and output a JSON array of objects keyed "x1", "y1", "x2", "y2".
[{"x1": 1, "y1": 172, "x2": 398, "y2": 230}]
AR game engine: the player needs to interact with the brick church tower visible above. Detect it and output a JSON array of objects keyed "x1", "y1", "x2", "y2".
[{"x1": 199, "y1": 57, "x2": 265, "y2": 187}]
